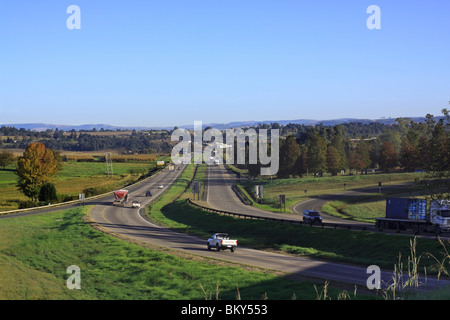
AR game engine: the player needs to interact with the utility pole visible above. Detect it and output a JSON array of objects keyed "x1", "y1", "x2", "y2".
[{"x1": 105, "y1": 152, "x2": 113, "y2": 177}]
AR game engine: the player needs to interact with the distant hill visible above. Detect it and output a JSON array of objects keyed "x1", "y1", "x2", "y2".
[
  {"x1": 0, "y1": 123, "x2": 154, "y2": 132},
  {"x1": 1, "y1": 116, "x2": 439, "y2": 132}
]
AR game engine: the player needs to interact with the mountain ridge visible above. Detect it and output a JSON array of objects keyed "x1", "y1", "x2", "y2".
[{"x1": 1, "y1": 116, "x2": 437, "y2": 131}]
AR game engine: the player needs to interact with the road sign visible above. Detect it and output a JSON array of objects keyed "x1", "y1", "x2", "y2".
[
  {"x1": 192, "y1": 181, "x2": 201, "y2": 200},
  {"x1": 279, "y1": 194, "x2": 286, "y2": 212},
  {"x1": 79, "y1": 193, "x2": 85, "y2": 205},
  {"x1": 255, "y1": 185, "x2": 263, "y2": 199}
]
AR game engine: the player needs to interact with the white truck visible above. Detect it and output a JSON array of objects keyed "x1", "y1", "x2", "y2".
[{"x1": 207, "y1": 233, "x2": 237, "y2": 252}]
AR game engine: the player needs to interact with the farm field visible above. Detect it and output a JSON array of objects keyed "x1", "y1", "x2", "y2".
[{"x1": 0, "y1": 151, "x2": 170, "y2": 212}]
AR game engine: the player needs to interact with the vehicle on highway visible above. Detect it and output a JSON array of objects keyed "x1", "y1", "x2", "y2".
[
  {"x1": 145, "y1": 190, "x2": 152, "y2": 197},
  {"x1": 207, "y1": 233, "x2": 237, "y2": 252},
  {"x1": 303, "y1": 210, "x2": 322, "y2": 224},
  {"x1": 131, "y1": 201, "x2": 141, "y2": 208},
  {"x1": 376, "y1": 198, "x2": 450, "y2": 235},
  {"x1": 158, "y1": 184, "x2": 164, "y2": 189},
  {"x1": 113, "y1": 189, "x2": 129, "y2": 206}
]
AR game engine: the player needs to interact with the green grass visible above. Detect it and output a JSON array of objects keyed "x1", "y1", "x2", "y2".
[
  {"x1": 321, "y1": 195, "x2": 387, "y2": 223},
  {"x1": 238, "y1": 172, "x2": 427, "y2": 214},
  {"x1": 0, "y1": 206, "x2": 330, "y2": 300},
  {"x1": 320, "y1": 184, "x2": 431, "y2": 222},
  {"x1": 145, "y1": 166, "x2": 447, "y2": 278},
  {"x1": 1, "y1": 163, "x2": 445, "y2": 300},
  {"x1": 156, "y1": 200, "x2": 448, "y2": 273}
]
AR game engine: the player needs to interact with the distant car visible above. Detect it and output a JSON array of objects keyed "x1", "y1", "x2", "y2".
[
  {"x1": 132, "y1": 201, "x2": 141, "y2": 208},
  {"x1": 158, "y1": 184, "x2": 164, "y2": 189},
  {"x1": 145, "y1": 190, "x2": 152, "y2": 197},
  {"x1": 303, "y1": 210, "x2": 322, "y2": 224}
]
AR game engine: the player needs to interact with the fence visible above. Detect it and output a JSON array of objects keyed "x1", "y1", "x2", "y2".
[{"x1": 187, "y1": 198, "x2": 450, "y2": 240}]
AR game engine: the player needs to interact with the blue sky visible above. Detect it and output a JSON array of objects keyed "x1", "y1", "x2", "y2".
[{"x1": 1, "y1": 0, "x2": 449, "y2": 127}]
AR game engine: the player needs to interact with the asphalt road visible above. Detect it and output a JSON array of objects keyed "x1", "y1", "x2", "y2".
[
  {"x1": 289, "y1": 181, "x2": 415, "y2": 225},
  {"x1": 3, "y1": 163, "x2": 449, "y2": 292},
  {"x1": 89, "y1": 164, "x2": 435, "y2": 290},
  {"x1": 207, "y1": 164, "x2": 304, "y2": 222},
  {"x1": 207, "y1": 164, "x2": 374, "y2": 230},
  {"x1": 203, "y1": 164, "x2": 450, "y2": 290}
]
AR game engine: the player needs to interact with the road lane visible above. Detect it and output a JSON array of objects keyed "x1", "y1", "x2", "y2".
[
  {"x1": 207, "y1": 164, "x2": 304, "y2": 222},
  {"x1": 90, "y1": 193, "x2": 450, "y2": 291},
  {"x1": 5, "y1": 162, "x2": 448, "y2": 291},
  {"x1": 88, "y1": 163, "x2": 449, "y2": 290}
]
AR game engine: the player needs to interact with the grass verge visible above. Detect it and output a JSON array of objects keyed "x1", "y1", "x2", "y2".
[
  {"x1": 157, "y1": 200, "x2": 448, "y2": 274},
  {"x1": 238, "y1": 172, "x2": 427, "y2": 214},
  {"x1": 0, "y1": 205, "x2": 328, "y2": 300}
]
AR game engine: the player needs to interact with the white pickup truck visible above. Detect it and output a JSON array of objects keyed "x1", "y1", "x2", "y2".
[{"x1": 207, "y1": 233, "x2": 237, "y2": 252}]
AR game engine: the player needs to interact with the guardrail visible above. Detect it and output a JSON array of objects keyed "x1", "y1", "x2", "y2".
[
  {"x1": 188, "y1": 198, "x2": 362, "y2": 226},
  {"x1": 187, "y1": 199, "x2": 450, "y2": 240},
  {"x1": 0, "y1": 163, "x2": 170, "y2": 216}
]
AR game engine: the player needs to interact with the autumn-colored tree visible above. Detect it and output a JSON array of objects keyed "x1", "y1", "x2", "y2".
[
  {"x1": 16, "y1": 143, "x2": 59, "y2": 201},
  {"x1": 358, "y1": 141, "x2": 373, "y2": 172},
  {"x1": 399, "y1": 138, "x2": 421, "y2": 172},
  {"x1": 378, "y1": 141, "x2": 398, "y2": 173},
  {"x1": 348, "y1": 151, "x2": 365, "y2": 175}
]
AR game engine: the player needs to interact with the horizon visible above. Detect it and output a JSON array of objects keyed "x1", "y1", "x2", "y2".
[
  {"x1": 1, "y1": 1, "x2": 449, "y2": 127},
  {"x1": 1, "y1": 114, "x2": 444, "y2": 132}
]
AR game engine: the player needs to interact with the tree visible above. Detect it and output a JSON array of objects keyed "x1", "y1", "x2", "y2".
[
  {"x1": 399, "y1": 138, "x2": 421, "y2": 172},
  {"x1": 326, "y1": 145, "x2": 340, "y2": 176},
  {"x1": 38, "y1": 182, "x2": 57, "y2": 203},
  {"x1": 414, "y1": 110, "x2": 450, "y2": 202},
  {"x1": 379, "y1": 129, "x2": 402, "y2": 154},
  {"x1": 307, "y1": 132, "x2": 327, "y2": 176},
  {"x1": 330, "y1": 125, "x2": 348, "y2": 172},
  {"x1": 356, "y1": 140, "x2": 373, "y2": 174},
  {"x1": 0, "y1": 151, "x2": 15, "y2": 169},
  {"x1": 348, "y1": 151, "x2": 365, "y2": 175},
  {"x1": 379, "y1": 142, "x2": 398, "y2": 173},
  {"x1": 16, "y1": 143, "x2": 59, "y2": 201},
  {"x1": 247, "y1": 160, "x2": 262, "y2": 178},
  {"x1": 294, "y1": 148, "x2": 308, "y2": 177},
  {"x1": 278, "y1": 136, "x2": 301, "y2": 178},
  {"x1": 429, "y1": 119, "x2": 450, "y2": 172}
]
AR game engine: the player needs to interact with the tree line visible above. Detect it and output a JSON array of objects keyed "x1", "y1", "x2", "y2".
[
  {"x1": 243, "y1": 111, "x2": 450, "y2": 178},
  {"x1": 0, "y1": 127, "x2": 174, "y2": 154}
]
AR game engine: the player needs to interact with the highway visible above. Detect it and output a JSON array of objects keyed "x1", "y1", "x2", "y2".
[
  {"x1": 87, "y1": 164, "x2": 396, "y2": 288},
  {"x1": 3, "y1": 163, "x2": 449, "y2": 292},
  {"x1": 208, "y1": 165, "x2": 450, "y2": 240},
  {"x1": 88, "y1": 163, "x2": 448, "y2": 291}
]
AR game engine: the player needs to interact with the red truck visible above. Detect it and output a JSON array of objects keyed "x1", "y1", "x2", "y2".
[{"x1": 113, "y1": 189, "x2": 129, "y2": 206}]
